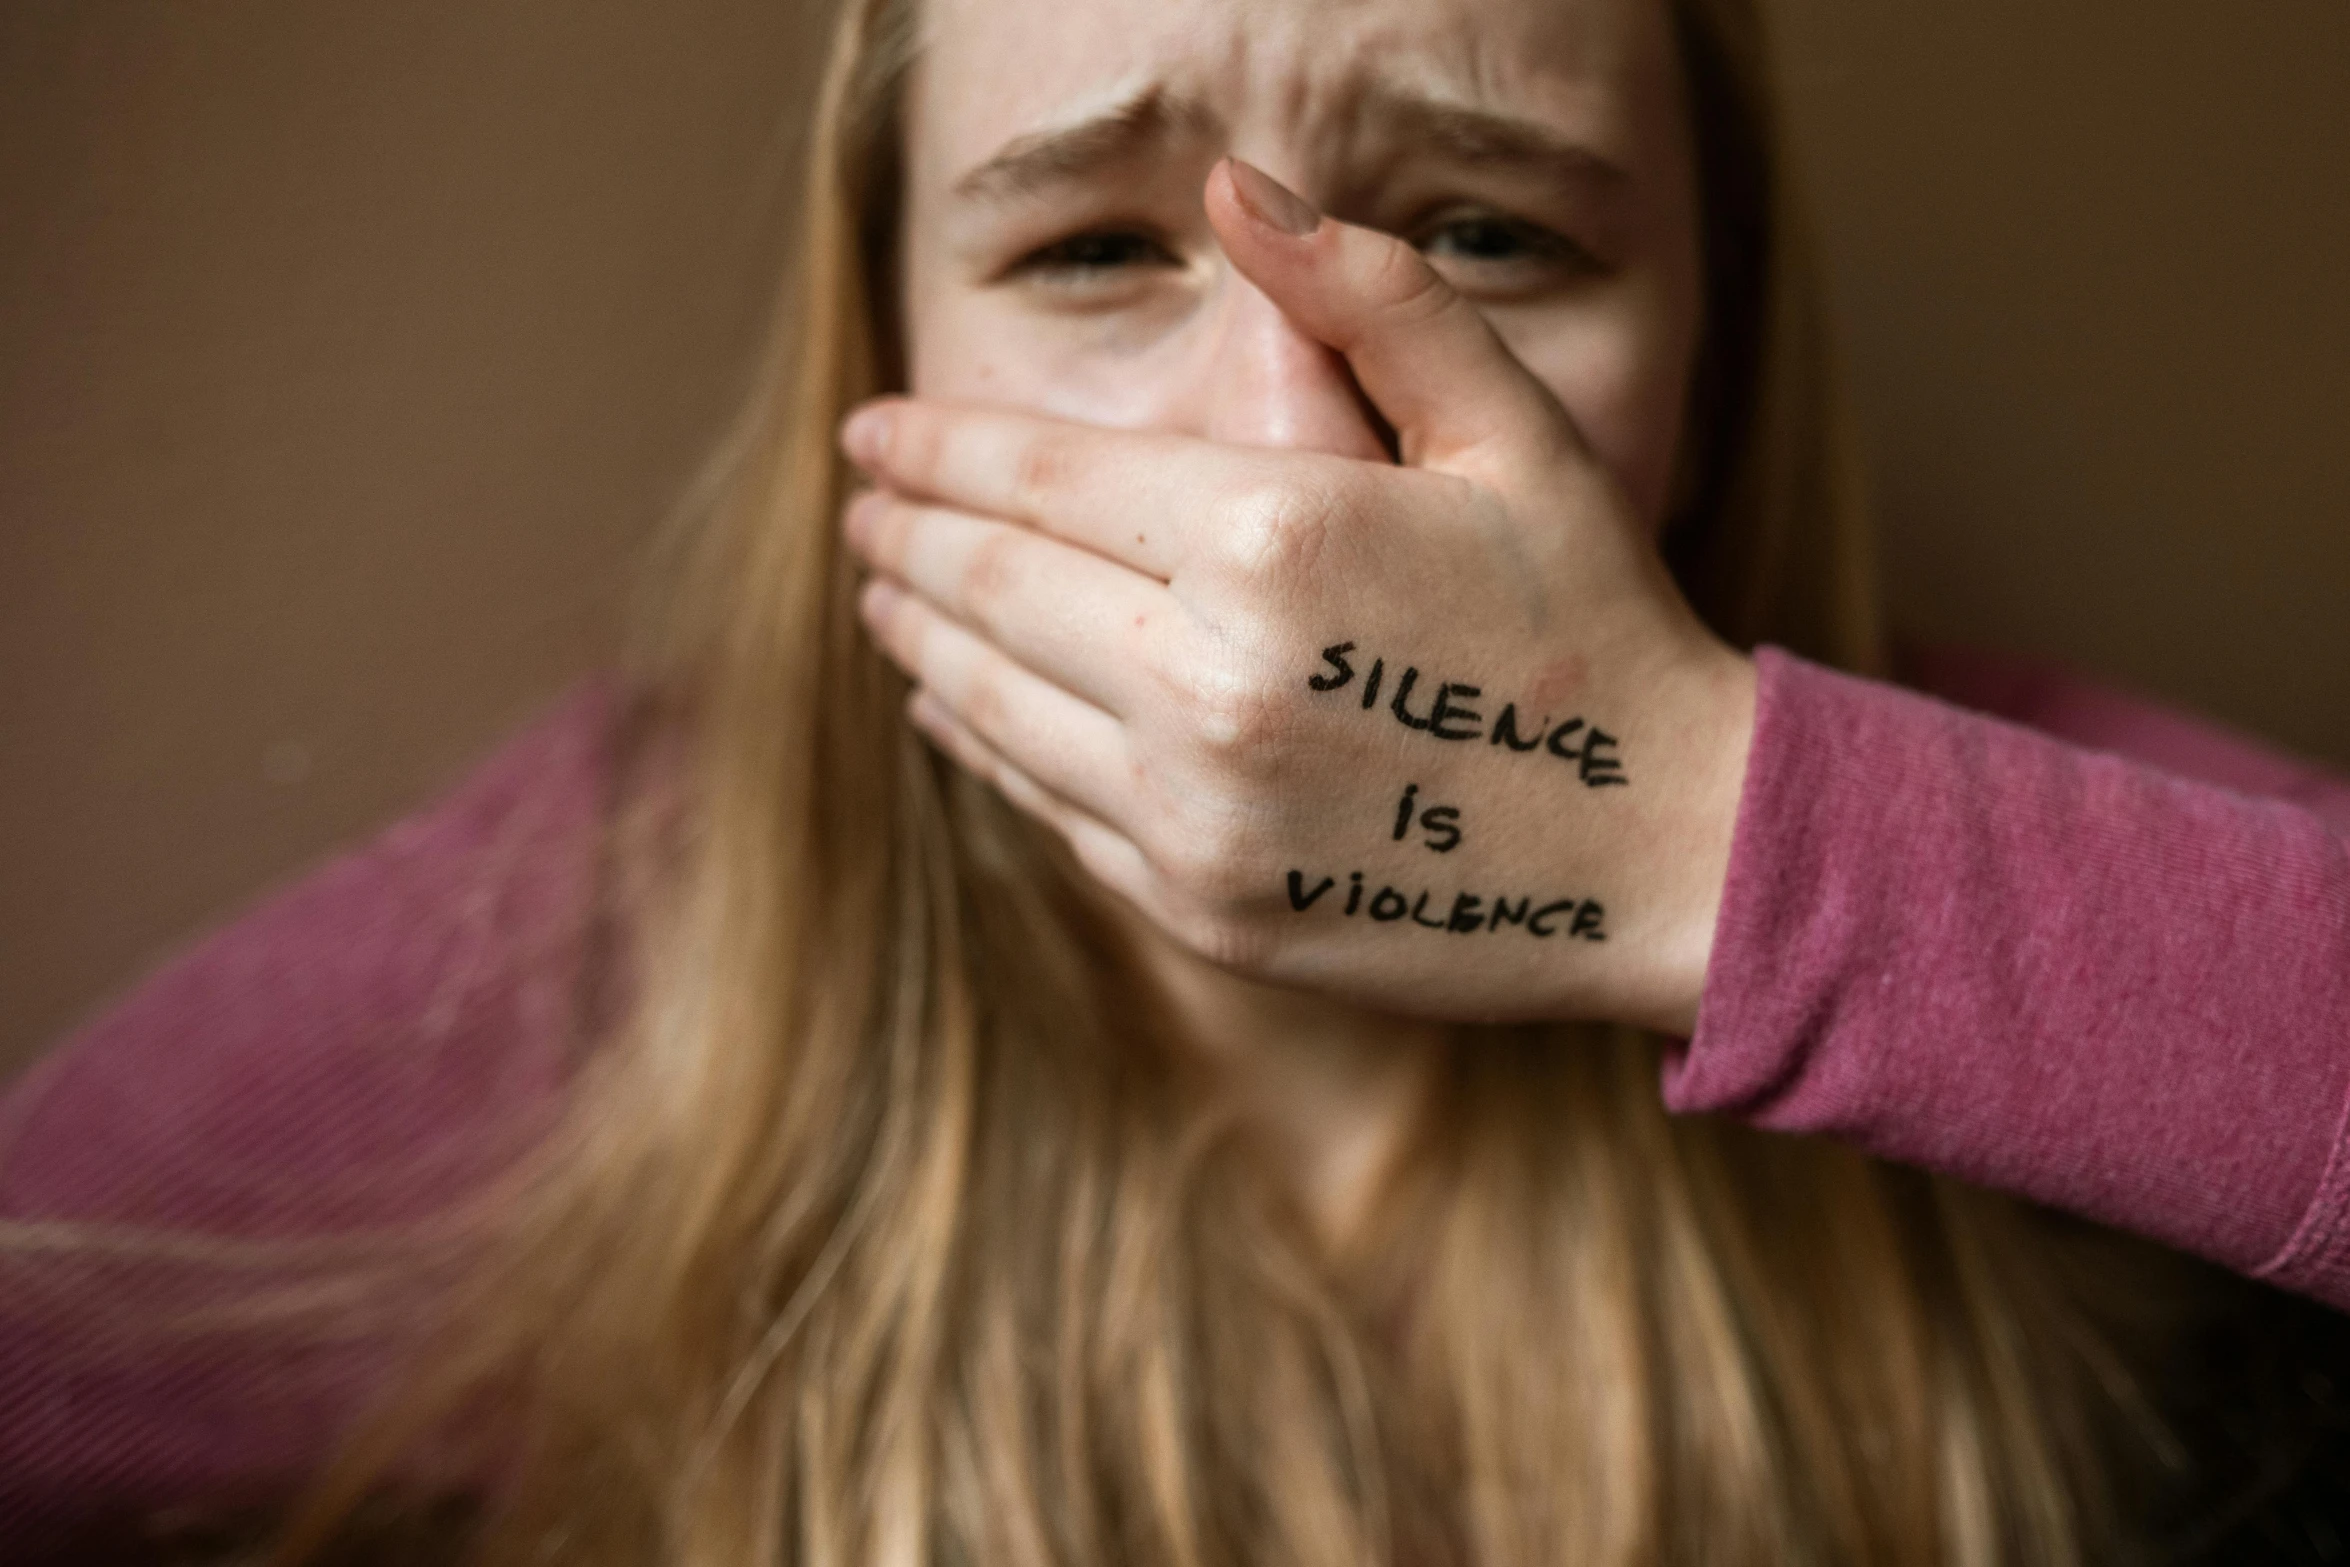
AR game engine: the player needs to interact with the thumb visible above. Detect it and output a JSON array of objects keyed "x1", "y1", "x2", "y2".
[{"x1": 1207, "y1": 157, "x2": 1577, "y2": 477}]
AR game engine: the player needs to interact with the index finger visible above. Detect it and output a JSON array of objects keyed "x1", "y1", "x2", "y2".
[{"x1": 841, "y1": 399, "x2": 1282, "y2": 581}]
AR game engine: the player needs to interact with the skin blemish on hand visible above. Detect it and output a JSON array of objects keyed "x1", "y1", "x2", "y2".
[{"x1": 1520, "y1": 652, "x2": 1590, "y2": 713}]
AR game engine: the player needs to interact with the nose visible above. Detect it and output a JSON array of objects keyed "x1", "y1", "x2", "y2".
[{"x1": 1178, "y1": 271, "x2": 1392, "y2": 461}]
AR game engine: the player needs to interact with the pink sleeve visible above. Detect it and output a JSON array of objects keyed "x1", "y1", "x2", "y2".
[
  {"x1": 1666, "y1": 648, "x2": 2350, "y2": 1306},
  {"x1": 0, "y1": 683, "x2": 615, "y2": 1541}
]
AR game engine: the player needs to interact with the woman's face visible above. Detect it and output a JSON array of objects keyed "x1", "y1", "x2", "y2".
[{"x1": 898, "y1": 0, "x2": 1707, "y2": 529}]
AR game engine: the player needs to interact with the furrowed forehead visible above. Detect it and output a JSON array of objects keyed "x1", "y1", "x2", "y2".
[{"x1": 910, "y1": 0, "x2": 1667, "y2": 189}]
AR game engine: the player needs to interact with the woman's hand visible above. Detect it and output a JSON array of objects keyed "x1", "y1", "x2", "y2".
[{"x1": 841, "y1": 159, "x2": 1755, "y2": 1035}]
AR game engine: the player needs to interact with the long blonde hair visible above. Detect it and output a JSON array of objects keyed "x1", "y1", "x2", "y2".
[{"x1": 281, "y1": 0, "x2": 2169, "y2": 1560}]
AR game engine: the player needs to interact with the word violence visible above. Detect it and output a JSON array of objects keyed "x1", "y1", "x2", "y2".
[
  {"x1": 1306, "y1": 643, "x2": 1627, "y2": 787},
  {"x1": 1285, "y1": 870, "x2": 1608, "y2": 942}
]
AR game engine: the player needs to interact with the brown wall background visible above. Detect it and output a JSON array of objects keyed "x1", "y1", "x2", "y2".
[{"x1": 3, "y1": 1, "x2": 2345, "y2": 1076}]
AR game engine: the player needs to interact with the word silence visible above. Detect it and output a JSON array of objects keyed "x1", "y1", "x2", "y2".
[
  {"x1": 1286, "y1": 869, "x2": 1607, "y2": 942},
  {"x1": 1307, "y1": 642, "x2": 1628, "y2": 788}
]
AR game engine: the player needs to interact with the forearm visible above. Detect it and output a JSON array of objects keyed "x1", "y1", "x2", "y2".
[{"x1": 1671, "y1": 649, "x2": 2350, "y2": 1293}]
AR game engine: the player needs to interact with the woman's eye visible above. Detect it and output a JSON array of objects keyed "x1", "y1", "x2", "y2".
[
  {"x1": 1414, "y1": 213, "x2": 1599, "y2": 288},
  {"x1": 1010, "y1": 229, "x2": 1182, "y2": 282}
]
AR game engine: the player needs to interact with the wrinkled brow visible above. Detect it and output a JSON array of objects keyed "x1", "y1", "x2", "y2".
[
  {"x1": 948, "y1": 80, "x2": 1626, "y2": 208},
  {"x1": 1355, "y1": 87, "x2": 1629, "y2": 185},
  {"x1": 951, "y1": 86, "x2": 1222, "y2": 206}
]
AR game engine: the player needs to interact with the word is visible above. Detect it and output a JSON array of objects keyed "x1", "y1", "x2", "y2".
[
  {"x1": 1392, "y1": 783, "x2": 1462, "y2": 853},
  {"x1": 1307, "y1": 643, "x2": 1627, "y2": 787},
  {"x1": 1285, "y1": 869, "x2": 1608, "y2": 941}
]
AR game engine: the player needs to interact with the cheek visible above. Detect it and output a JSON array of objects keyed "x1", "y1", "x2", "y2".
[
  {"x1": 1491, "y1": 281, "x2": 1698, "y2": 534},
  {"x1": 906, "y1": 287, "x2": 1192, "y2": 431},
  {"x1": 903, "y1": 238, "x2": 1704, "y2": 519}
]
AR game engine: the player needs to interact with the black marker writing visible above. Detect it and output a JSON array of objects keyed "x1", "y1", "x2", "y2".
[
  {"x1": 1306, "y1": 641, "x2": 1631, "y2": 787},
  {"x1": 1546, "y1": 719, "x2": 1626, "y2": 788},
  {"x1": 1389, "y1": 667, "x2": 1433, "y2": 731},
  {"x1": 1527, "y1": 899, "x2": 1579, "y2": 937},
  {"x1": 1308, "y1": 643, "x2": 1355, "y2": 691},
  {"x1": 1419, "y1": 806, "x2": 1461, "y2": 853},
  {"x1": 1390, "y1": 784, "x2": 1464, "y2": 853},
  {"x1": 1283, "y1": 868, "x2": 1607, "y2": 943},
  {"x1": 1429, "y1": 684, "x2": 1482, "y2": 741},
  {"x1": 1287, "y1": 871, "x2": 1336, "y2": 912},
  {"x1": 1489, "y1": 704, "x2": 1543, "y2": 753}
]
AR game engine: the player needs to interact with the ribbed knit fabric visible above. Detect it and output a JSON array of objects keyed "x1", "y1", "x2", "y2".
[
  {"x1": 5, "y1": 649, "x2": 2349, "y2": 1544},
  {"x1": 0, "y1": 682, "x2": 613, "y2": 1549},
  {"x1": 1667, "y1": 648, "x2": 2350, "y2": 1301}
]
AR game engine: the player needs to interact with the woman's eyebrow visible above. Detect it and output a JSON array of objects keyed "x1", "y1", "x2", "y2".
[
  {"x1": 946, "y1": 83, "x2": 1625, "y2": 211},
  {"x1": 952, "y1": 86, "x2": 1219, "y2": 207},
  {"x1": 1356, "y1": 87, "x2": 1630, "y2": 187}
]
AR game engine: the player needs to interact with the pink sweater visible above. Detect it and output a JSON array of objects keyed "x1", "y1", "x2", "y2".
[
  {"x1": 1674, "y1": 647, "x2": 2350, "y2": 1303},
  {"x1": 6, "y1": 646, "x2": 2350, "y2": 1538}
]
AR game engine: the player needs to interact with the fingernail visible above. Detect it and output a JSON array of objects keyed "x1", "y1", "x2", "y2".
[
  {"x1": 841, "y1": 406, "x2": 894, "y2": 466},
  {"x1": 1224, "y1": 158, "x2": 1320, "y2": 237}
]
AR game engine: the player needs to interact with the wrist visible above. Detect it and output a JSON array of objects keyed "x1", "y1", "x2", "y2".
[{"x1": 1623, "y1": 640, "x2": 1757, "y2": 1037}]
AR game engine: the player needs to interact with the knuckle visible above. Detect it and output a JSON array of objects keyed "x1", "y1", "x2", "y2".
[
  {"x1": 1184, "y1": 664, "x2": 1285, "y2": 759},
  {"x1": 1363, "y1": 238, "x2": 1453, "y2": 322},
  {"x1": 895, "y1": 407, "x2": 948, "y2": 488},
  {"x1": 1010, "y1": 433, "x2": 1072, "y2": 515},
  {"x1": 954, "y1": 668, "x2": 1007, "y2": 737},
  {"x1": 1215, "y1": 479, "x2": 1337, "y2": 584},
  {"x1": 1172, "y1": 906, "x2": 1277, "y2": 973},
  {"x1": 956, "y1": 529, "x2": 1022, "y2": 621},
  {"x1": 1148, "y1": 807, "x2": 1264, "y2": 910}
]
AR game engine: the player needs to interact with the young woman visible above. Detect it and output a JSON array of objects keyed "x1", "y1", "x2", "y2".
[{"x1": 6, "y1": 0, "x2": 2349, "y2": 1560}]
